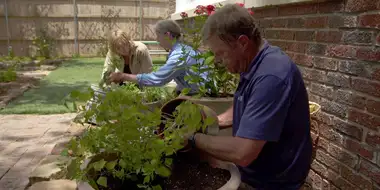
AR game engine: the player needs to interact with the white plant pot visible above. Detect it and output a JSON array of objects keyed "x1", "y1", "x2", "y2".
[{"x1": 77, "y1": 160, "x2": 241, "y2": 190}]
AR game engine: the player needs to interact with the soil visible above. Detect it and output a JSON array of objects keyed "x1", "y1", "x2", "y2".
[
  {"x1": 163, "y1": 152, "x2": 230, "y2": 190},
  {"x1": 90, "y1": 151, "x2": 230, "y2": 190}
]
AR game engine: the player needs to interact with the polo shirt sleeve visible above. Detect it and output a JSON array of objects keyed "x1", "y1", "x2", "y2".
[{"x1": 236, "y1": 75, "x2": 290, "y2": 142}]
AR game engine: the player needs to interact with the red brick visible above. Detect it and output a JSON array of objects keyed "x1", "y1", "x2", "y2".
[
  {"x1": 253, "y1": 7, "x2": 278, "y2": 18},
  {"x1": 359, "y1": 14, "x2": 380, "y2": 29},
  {"x1": 326, "y1": 45, "x2": 357, "y2": 59},
  {"x1": 318, "y1": 136, "x2": 329, "y2": 151},
  {"x1": 316, "y1": 31, "x2": 342, "y2": 43},
  {"x1": 338, "y1": 60, "x2": 370, "y2": 77},
  {"x1": 305, "y1": 16, "x2": 328, "y2": 28},
  {"x1": 377, "y1": 33, "x2": 380, "y2": 45},
  {"x1": 311, "y1": 159, "x2": 329, "y2": 178},
  {"x1": 333, "y1": 117, "x2": 363, "y2": 140},
  {"x1": 334, "y1": 89, "x2": 367, "y2": 109},
  {"x1": 370, "y1": 66, "x2": 380, "y2": 81},
  {"x1": 375, "y1": 184, "x2": 380, "y2": 190},
  {"x1": 328, "y1": 15, "x2": 357, "y2": 28},
  {"x1": 308, "y1": 43, "x2": 327, "y2": 56},
  {"x1": 287, "y1": 18, "x2": 305, "y2": 28},
  {"x1": 307, "y1": 170, "x2": 323, "y2": 189},
  {"x1": 288, "y1": 42, "x2": 308, "y2": 53},
  {"x1": 271, "y1": 19, "x2": 287, "y2": 28},
  {"x1": 344, "y1": 138, "x2": 375, "y2": 160},
  {"x1": 310, "y1": 83, "x2": 334, "y2": 99},
  {"x1": 348, "y1": 108, "x2": 380, "y2": 130},
  {"x1": 357, "y1": 47, "x2": 380, "y2": 62},
  {"x1": 278, "y1": 4, "x2": 317, "y2": 16},
  {"x1": 319, "y1": 123, "x2": 345, "y2": 145},
  {"x1": 352, "y1": 77, "x2": 380, "y2": 97},
  {"x1": 359, "y1": 159, "x2": 380, "y2": 185},
  {"x1": 327, "y1": 143, "x2": 359, "y2": 169},
  {"x1": 265, "y1": 30, "x2": 294, "y2": 40},
  {"x1": 340, "y1": 164, "x2": 373, "y2": 189},
  {"x1": 292, "y1": 53, "x2": 313, "y2": 67},
  {"x1": 327, "y1": 169, "x2": 356, "y2": 190},
  {"x1": 315, "y1": 149, "x2": 342, "y2": 172},
  {"x1": 318, "y1": 1, "x2": 345, "y2": 13},
  {"x1": 313, "y1": 112, "x2": 334, "y2": 125},
  {"x1": 320, "y1": 98, "x2": 348, "y2": 118},
  {"x1": 326, "y1": 72, "x2": 350, "y2": 88},
  {"x1": 312, "y1": 57, "x2": 338, "y2": 71},
  {"x1": 367, "y1": 99, "x2": 380, "y2": 115},
  {"x1": 342, "y1": 31, "x2": 374, "y2": 45},
  {"x1": 295, "y1": 31, "x2": 315, "y2": 41},
  {"x1": 301, "y1": 67, "x2": 327, "y2": 83},
  {"x1": 345, "y1": 0, "x2": 380, "y2": 12},
  {"x1": 322, "y1": 179, "x2": 330, "y2": 190},
  {"x1": 366, "y1": 131, "x2": 380, "y2": 148}
]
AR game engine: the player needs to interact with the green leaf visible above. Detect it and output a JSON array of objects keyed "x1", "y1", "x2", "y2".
[
  {"x1": 92, "y1": 159, "x2": 106, "y2": 171},
  {"x1": 97, "y1": 176, "x2": 107, "y2": 187},
  {"x1": 143, "y1": 175, "x2": 150, "y2": 184},
  {"x1": 180, "y1": 88, "x2": 191, "y2": 96},
  {"x1": 105, "y1": 160, "x2": 117, "y2": 170},
  {"x1": 156, "y1": 166, "x2": 171, "y2": 177},
  {"x1": 204, "y1": 117, "x2": 216, "y2": 126}
]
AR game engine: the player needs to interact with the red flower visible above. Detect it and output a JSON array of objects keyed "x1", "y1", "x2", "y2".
[
  {"x1": 247, "y1": 8, "x2": 254, "y2": 15},
  {"x1": 206, "y1": 5, "x2": 216, "y2": 15},
  {"x1": 180, "y1": 12, "x2": 188, "y2": 18},
  {"x1": 194, "y1": 5, "x2": 206, "y2": 15},
  {"x1": 209, "y1": 11, "x2": 215, "y2": 15},
  {"x1": 236, "y1": 3, "x2": 245, "y2": 7}
]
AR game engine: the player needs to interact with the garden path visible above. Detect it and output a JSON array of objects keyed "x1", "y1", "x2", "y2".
[{"x1": 0, "y1": 113, "x2": 76, "y2": 190}]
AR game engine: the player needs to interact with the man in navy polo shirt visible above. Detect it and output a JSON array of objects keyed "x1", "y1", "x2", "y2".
[{"x1": 186, "y1": 4, "x2": 312, "y2": 189}]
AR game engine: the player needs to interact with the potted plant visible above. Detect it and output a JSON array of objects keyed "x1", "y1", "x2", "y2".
[
  {"x1": 69, "y1": 83, "x2": 174, "y2": 125},
  {"x1": 62, "y1": 89, "x2": 241, "y2": 190},
  {"x1": 177, "y1": 4, "x2": 251, "y2": 116}
]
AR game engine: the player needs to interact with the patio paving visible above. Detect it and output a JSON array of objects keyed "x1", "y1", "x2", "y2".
[{"x1": 0, "y1": 114, "x2": 76, "y2": 190}]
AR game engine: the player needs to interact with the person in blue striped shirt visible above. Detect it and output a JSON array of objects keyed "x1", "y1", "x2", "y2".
[{"x1": 107, "y1": 20, "x2": 208, "y2": 95}]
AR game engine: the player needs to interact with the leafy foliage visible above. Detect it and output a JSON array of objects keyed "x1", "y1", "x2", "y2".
[
  {"x1": 31, "y1": 29, "x2": 55, "y2": 59},
  {"x1": 177, "y1": 4, "x2": 249, "y2": 97},
  {"x1": 63, "y1": 86, "x2": 214, "y2": 189},
  {"x1": 0, "y1": 66, "x2": 17, "y2": 82}
]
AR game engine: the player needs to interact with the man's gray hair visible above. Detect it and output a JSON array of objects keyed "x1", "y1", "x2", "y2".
[
  {"x1": 155, "y1": 19, "x2": 182, "y2": 39},
  {"x1": 202, "y1": 4, "x2": 261, "y2": 45}
]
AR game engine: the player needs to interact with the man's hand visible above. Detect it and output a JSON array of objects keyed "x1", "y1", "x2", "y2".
[
  {"x1": 218, "y1": 115, "x2": 233, "y2": 129},
  {"x1": 108, "y1": 72, "x2": 127, "y2": 84}
]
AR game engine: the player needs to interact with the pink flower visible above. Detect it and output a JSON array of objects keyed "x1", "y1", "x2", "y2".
[
  {"x1": 194, "y1": 5, "x2": 206, "y2": 15},
  {"x1": 247, "y1": 8, "x2": 254, "y2": 15},
  {"x1": 209, "y1": 11, "x2": 215, "y2": 15},
  {"x1": 236, "y1": 3, "x2": 245, "y2": 7},
  {"x1": 180, "y1": 12, "x2": 188, "y2": 18},
  {"x1": 206, "y1": 5, "x2": 216, "y2": 15}
]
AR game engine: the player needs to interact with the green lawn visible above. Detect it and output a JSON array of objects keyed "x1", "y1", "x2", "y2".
[{"x1": 0, "y1": 57, "x2": 165, "y2": 114}]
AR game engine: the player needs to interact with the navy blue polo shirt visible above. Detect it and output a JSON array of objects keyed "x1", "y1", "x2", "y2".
[{"x1": 233, "y1": 40, "x2": 312, "y2": 189}]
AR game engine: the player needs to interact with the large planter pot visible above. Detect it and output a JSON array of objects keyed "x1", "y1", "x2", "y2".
[{"x1": 76, "y1": 152, "x2": 241, "y2": 190}]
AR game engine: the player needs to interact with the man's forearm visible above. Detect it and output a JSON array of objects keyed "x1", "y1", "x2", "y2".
[{"x1": 218, "y1": 105, "x2": 233, "y2": 129}]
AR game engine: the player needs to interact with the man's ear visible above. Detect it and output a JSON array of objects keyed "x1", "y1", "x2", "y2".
[{"x1": 237, "y1": 35, "x2": 250, "y2": 50}]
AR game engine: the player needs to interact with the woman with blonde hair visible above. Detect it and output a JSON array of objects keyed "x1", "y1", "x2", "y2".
[
  {"x1": 99, "y1": 30, "x2": 153, "y2": 87},
  {"x1": 108, "y1": 20, "x2": 208, "y2": 95}
]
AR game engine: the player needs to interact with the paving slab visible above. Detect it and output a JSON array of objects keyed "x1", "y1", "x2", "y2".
[{"x1": 0, "y1": 114, "x2": 76, "y2": 190}]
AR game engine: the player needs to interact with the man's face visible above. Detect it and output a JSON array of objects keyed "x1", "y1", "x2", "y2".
[
  {"x1": 207, "y1": 36, "x2": 246, "y2": 74},
  {"x1": 156, "y1": 32, "x2": 174, "y2": 50}
]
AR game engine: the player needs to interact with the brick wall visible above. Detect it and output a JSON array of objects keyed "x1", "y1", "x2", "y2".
[
  {"x1": 253, "y1": 0, "x2": 380, "y2": 189},
  {"x1": 168, "y1": 0, "x2": 176, "y2": 17}
]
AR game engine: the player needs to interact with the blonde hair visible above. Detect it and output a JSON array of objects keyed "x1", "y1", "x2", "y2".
[
  {"x1": 108, "y1": 30, "x2": 133, "y2": 53},
  {"x1": 155, "y1": 20, "x2": 182, "y2": 39}
]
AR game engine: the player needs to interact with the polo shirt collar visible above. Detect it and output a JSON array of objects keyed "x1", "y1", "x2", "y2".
[{"x1": 241, "y1": 40, "x2": 270, "y2": 80}]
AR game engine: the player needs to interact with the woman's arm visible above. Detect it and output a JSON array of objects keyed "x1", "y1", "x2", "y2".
[
  {"x1": 136, "y1": 51, "x2": 185, "y2": 87},
  {"x1": 99, "y1": 50, "x2": 120, "y2": 86}
]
